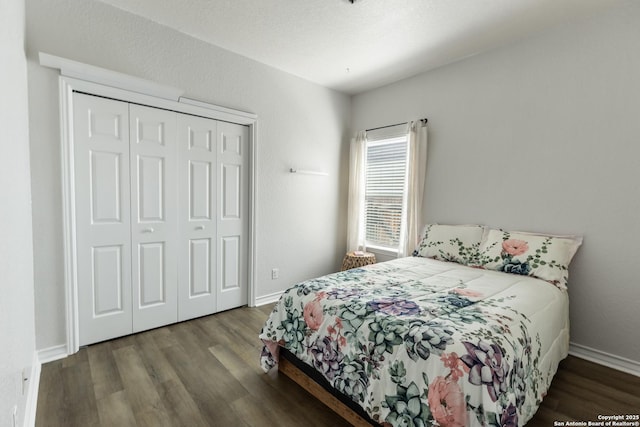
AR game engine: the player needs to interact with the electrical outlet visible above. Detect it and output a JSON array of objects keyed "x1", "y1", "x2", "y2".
[{"x1": 271, "y1": 268, "x2": 279, "y2": 280}]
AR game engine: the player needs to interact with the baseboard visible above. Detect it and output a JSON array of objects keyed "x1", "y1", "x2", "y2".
[
  {"x1": 254, "y1": 291, "x2": 284, "y2": 306},
  {"x1": 37, "y1": 344, "x2": 67, "y2": 365},
  {"x1": 24, "y1": 345, "x2": 68, "y2": 427},
  {"x1": 569, "y1": 342, "x2": 640, "y2": 377},
  {"x1": 24, "y1": 351, "x2": 41, "y2": 427}
]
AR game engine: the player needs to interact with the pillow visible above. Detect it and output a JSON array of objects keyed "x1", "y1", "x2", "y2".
[
  {"x1": 413, "y1": 224, "x2": 486, "y2": 265},
  {"x1": 475, "y1": 229, "x2": 582, "y2": 289}
]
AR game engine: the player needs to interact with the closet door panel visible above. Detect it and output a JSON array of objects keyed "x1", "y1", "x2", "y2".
[
  {"x1": 177, "y1": 114, "x2": 218, "y2": 321},
  {"x1": 221, "y1": 236, "x2": 240, "y2": 290},
  {"x1": 90, "y1": 151, "x2": 122, "y2": 223},
  {"x1": 91, "y1": 245, "x2": 125, "y2": 315},
  {"x1": 189, "y1": 238, "x2": 212, "y2": 296},
  {"x1": 222, "y1": 164, "x2": 241, "y2": 218},
  {"x1": 217, "y1": 122, "x2": 249, "y2": 311},
  {"x1": 130, "y1": 104, "x2": 178, "y2": 332},
  {"x1": 138, "y1": 242, "x2": 166, "y2": 305},
  {"x1": 74, "y1": 93, "x2": 133, "y2": 346},
  {"x1": 189, "y1": 160, "x2": 211, "y2": 220},
  {"x1": 137, "y1": 155, "x2": 165, "y2": 221}
]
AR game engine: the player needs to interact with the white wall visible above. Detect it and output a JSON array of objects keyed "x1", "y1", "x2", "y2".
[
  {"x1": 26, "y1": 0, "x2": 350, "y2": 350},
  {"x1": 0, "y1": 0, "x2": 38, "y2": 425},
  {"x1": 353, "y1": 1, "x2": 640, "y2": 364}
]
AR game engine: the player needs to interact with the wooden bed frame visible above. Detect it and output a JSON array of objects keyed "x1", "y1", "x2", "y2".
[{"x1": 278, "y1": 357, "x2": 375, "y2": 426}]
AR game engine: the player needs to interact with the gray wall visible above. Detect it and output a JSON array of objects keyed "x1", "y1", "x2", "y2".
[
  {"x1": 26, "y1": 0, "x2": 350, "y2": 350},
  {"x1": 352, "y1": 1, "x2": 640, "y2": 363},
  {"x1": 0, "y1": 0, "x2": 37, "y2": 424}
]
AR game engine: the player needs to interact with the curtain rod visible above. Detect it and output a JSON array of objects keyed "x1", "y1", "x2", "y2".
[{"x1": 366, "y1": 118, "x2": 428, "y2": 132}]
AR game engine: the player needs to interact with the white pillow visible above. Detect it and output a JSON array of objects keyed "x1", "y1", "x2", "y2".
[
  {"x1": 414, "y1": 224, "x2": 486, "y2": 265},
  {"x1": 475, "y1": 229, "x2": 582, "y2": 289}
]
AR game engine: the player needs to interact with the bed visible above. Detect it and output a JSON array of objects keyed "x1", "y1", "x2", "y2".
[{"x1": 259, "y1": 225, "x2": 582, "y2": 426}]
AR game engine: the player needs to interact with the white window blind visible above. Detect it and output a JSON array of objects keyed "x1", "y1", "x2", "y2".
[{"x1": 364, "y1": 136, "x2": 408, "y2": 250}]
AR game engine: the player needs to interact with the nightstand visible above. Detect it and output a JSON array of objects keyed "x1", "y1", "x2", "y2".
[{"x1": 341, "y1": 251, "x2": 376, "y2": 271}]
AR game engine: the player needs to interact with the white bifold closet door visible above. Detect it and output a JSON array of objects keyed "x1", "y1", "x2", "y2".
[
  {"x1": 74, "y1": 93, "x2": 133, "y2": 345},
  {"x1": 177, "y1": 115, "x2": 249, "y2": 319},
  {"x1": 216, "y1": 121, "x2": 249, "y2": 312},
  {"x1": 129, "y1": 104, "x2": 179, "y2": 333},
  {"x1": 176, "y1": 114, "x2": 217, "y2": 321},
  {"x1": 74, "y1": 92, "x2": 248, "y2": 345}
]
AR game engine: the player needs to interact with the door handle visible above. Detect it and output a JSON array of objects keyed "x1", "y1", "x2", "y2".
[
  {"x1": 142, "y1": 227, "x2": 154, "y2": 233},
  {"x1": 195, "y1": 225, "x2": 205, "y2": 231}
]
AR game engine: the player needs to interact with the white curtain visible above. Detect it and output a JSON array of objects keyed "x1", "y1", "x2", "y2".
[
  {"x1": 346, "y1": 130, "x2": 366, "y2": 252},
  {"x1": 399, "y1": 120, "x2": 428, "y2": 257}
]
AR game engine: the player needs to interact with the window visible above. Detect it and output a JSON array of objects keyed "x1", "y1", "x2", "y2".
[
  {"x1": 363, "y1": 136, "x2": 409, "y2": 252},
  {"x1": 347, "y1": 121, "x2": 426, "y2": 257}
]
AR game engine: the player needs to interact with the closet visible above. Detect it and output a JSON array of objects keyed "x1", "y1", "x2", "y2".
[{"x1": 72, "y1": 92, "x2": 248, "y2": 346}]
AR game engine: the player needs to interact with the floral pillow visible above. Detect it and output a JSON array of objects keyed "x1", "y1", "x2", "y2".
[
  {"x1": 413, "y1": 224, "x2": 486, "y2": 265},
  {"x1": 475, "y1": 229, "x2": 582, "y2": 289}
]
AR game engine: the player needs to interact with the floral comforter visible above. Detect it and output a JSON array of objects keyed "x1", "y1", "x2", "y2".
[{"x1": 259, "y1": 257, "x2": 569, "y2": 427}]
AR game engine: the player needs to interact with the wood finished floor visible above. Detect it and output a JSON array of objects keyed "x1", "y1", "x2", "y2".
[{"x1": 36, "y1": 304, "x2": 640, "y2": 427}]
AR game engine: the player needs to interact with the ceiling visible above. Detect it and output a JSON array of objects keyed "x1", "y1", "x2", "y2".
[{"x1": 97, "y1": 0, "x2": 617, "y2": 95}]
